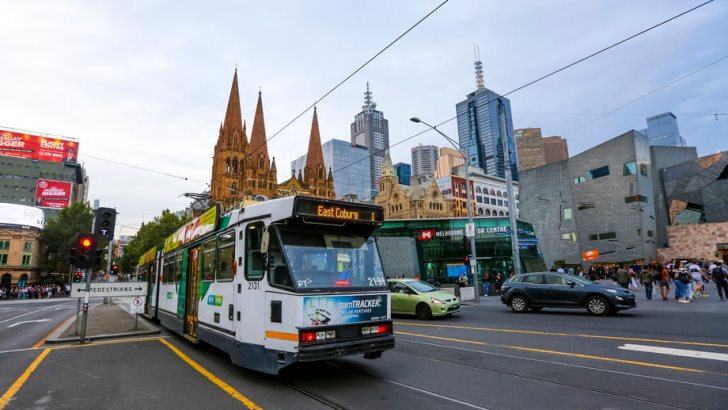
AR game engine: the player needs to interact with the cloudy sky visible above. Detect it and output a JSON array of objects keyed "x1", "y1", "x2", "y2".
[{"x1": 1, "y1": 0, "x2": 726, "y2": 234}]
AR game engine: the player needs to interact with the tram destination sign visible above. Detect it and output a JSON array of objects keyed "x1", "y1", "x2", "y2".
[
  {"x1": 294, "y1": 198, "x2": 384, "y2": 223},
  {"x1": 71, "y1": 282, "x2": 148, "y2": 298}
]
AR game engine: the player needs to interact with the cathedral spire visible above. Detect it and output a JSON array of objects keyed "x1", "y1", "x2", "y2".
[
  {"x1": 304, "y1": 107, "x2": 325, "y2": 180},
  {"x1": 223, "y1": 69, "x2": 243, "y2": 133},
  {"x1": 249, "y1": 90, "x2": 269, "y2": 158}
]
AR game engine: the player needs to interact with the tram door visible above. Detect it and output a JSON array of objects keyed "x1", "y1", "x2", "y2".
[{"x1": 184, "y1": 246, "x2": 201, "y2": 340}]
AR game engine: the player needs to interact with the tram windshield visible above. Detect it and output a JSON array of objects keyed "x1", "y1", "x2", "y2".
[{"x1": 275, "y1": 228, "x2": 387, "y2": 291}]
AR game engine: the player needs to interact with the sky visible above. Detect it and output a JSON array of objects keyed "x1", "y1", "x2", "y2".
[{"x1": 1, "y1": 0, "x2": 726, "y2": 235}]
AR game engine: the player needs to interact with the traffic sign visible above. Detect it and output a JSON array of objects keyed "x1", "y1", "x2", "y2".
[
  {"x1": 465, "y1": 222, "x2": 475, "y2": 238},
  {"x1": 71, "y1": 282, "x2": 147, "y2": 298},
  {"x1": 130, "y1": 297, "x2": 145, "y2": 314}
]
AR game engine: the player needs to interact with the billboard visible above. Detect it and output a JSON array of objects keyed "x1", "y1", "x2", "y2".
[
  {"x1": 35, "y1": 179, "x2": 73, "y2": 209},
  {"x1": 163, "y1": 204, "x2": 220, "y2": 253},
  {"x1": 0, "y1": 203, "x2": 45, "y2": 230},
  {"x1": 582, "y1": 250, "x2": 600, "y2": 261},
  {"x1": 0, "y1": 129, "x2": 79, "y2": 163},
  {"x1": 303, "y1": 294, "x2": 388, "y2": 326}
]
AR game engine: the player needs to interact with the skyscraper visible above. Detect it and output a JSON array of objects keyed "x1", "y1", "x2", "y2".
[
  {"x1": 642, "y1": 112, "x2": 686, "y2": 147},
  {"x1": 350, "y1": 83, "x2": 389, "y2": 196},
  {"x1": 393, "y1": 163, "x2": 411, "y2": 185},
  {"x1": 291, "y1": 139, "x2": 371, "y2": 200},
  {"x1": 515, "y1": 128, "x2": 569, "y2": 172},
  {"x1": 410, "y1": 144, "x2": 439, "y2": 178},
  {"x1": 455, "y1": 69, "x2": 518, "y2": 181},
  {"x1": 542, "y1": 136, "x2": 569, "y2": 164}
]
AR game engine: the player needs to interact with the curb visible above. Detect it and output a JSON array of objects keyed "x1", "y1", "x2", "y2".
[{"x1": 44, "y1": 302, "x2": 161, "y2": 344}]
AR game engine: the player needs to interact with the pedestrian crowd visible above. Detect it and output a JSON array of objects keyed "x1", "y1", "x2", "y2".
[{"x1": 0, "y1": 283, "x2": 71, "y2": 300}]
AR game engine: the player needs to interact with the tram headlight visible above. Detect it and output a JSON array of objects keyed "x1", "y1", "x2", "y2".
[
  {"x1": 316, "y1": 331, "x2": 326, "y2": 340},
  {"x1": 362, "y1": 327, "x2": 371, "y2": 335},
  {"x1": 326, "y1": 330, "x2": 336, "y2": 339}
]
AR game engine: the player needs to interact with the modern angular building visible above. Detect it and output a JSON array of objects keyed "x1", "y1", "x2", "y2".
[
  {"x1": 350, "y1": 83, "x2": 389, "y2": 195},
  {"x1": 410, "y1": 144, "x2": 439, "y2": 178},
  {"x1": 455, "y1": 87, "x2": 519, "y2": 181},
  {"x1": 640, "y1": 112, "x2": 686, "y2": 147},
  {"x1": 291, "y1": 139, "x2": 371, "y2": 201},
  {"x1": 393, "y1": 162, "x2": 411, "y2": 186}
]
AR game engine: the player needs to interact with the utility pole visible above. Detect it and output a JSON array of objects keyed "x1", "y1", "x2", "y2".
[{"x1": 498, "y1": 99, "x2": 522, "y2": 276}]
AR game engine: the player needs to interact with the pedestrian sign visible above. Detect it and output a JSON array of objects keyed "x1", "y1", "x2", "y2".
[{"x1": 130, "y1": 297, "x2": 145, "y2": 314}]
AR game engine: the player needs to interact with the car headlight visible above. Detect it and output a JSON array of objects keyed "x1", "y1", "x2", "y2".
[
  {"x1": 501, "y1": 286, "x2": 509, "y2": 292},
  {"x1": 430, "y1": 297, "x2": 445, "y2": 304},
  {"x1": 606, "y1": 289, "x2": 618, "y2": 294}
]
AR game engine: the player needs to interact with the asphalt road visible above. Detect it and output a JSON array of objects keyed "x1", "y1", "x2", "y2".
[{"x1": 1, "y1": 294, "x2": 726, "y2": 410}]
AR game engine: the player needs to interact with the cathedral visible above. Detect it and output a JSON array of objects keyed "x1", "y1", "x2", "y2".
[{"x1": 210, "y1": 70, "x2": 334, "y2": 208}]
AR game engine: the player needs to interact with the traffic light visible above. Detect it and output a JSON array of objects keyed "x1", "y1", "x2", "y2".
[
  {"x1": 74, "y1": 234, "x2": 97, "y2": 269},
  {"x1": 95, "y1": 249, "x2": 104, "y2": 265},
  {"x1": 464, "y1": 255, "x2": 470, "y2": 266},
  {"x1": 111, "y1": 264, "x2": 119, "y2": 274},
  {"x1": 94, "y1": 207, "x2": 117, "y2": 241},
  {"x1": 73, "y1": 271, "x2": 83, "y2": 282}
]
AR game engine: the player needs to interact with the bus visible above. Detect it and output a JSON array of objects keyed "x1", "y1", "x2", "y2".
[{"x1": 137, "y1": 196, "x2": 393, "y2": 374}]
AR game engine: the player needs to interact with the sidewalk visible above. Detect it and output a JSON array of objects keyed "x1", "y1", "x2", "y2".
[{"x1": 46, "y1": 301, "x2": 160, "y2": 344}]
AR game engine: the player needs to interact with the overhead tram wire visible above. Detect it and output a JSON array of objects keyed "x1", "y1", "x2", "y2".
[
  {"x1": 330, "y1": 0, "x2": 715, "y2": 177},
  {"x1": 247, "y1": 0, "x2": 451, "y2": 155},
  {"x1": 82, "y1": 153, "x2": 208, "y2": 185},
  {"x1": 560, "y1": 54, "x2": 728, "y2": 136}
]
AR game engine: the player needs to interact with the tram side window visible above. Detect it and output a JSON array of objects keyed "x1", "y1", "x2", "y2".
[
  {"x1": 163, "y1": 255, "x2": 175, "y2": 284},
  {"x1": 245, "y1": 222, "x2": 265, "y2": 281},
  {"x1": 174, "y1": 253, "x2": 183, "y2": 283},
  {"x1": 217, "y1": 231, "x2": 235, "y2": 281},
  {"x1": 201, "y1": 240, "x2": 216, "y2": 282}
]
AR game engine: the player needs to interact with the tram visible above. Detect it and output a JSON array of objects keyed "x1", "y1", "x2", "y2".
[{"x1": 137, "y1": 196, "x2": 394, "y2": 374}]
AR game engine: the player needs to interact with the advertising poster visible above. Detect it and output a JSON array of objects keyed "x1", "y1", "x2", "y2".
[
  {"x1": 303, "y1": 294, "x2": 388, "y2": 326},
  {"x1": 0, "y1": 130, "x2": 79, "y2": 163},
  {"x1": 35, "y1": 179, "x2": 73, "y2": 209},
  {"x1": 164, "y1": 204, "x2": 219, "y2": 252}
]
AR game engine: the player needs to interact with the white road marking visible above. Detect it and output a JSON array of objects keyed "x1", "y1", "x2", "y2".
[
  {"x1": 0, "y1": 304, "x2": 70, "y2": 324},
  {"x1": 7, "y1": 319, "x2": 52, "y2": 328},
  {"x1": 619, "y1": 344, "x2": 728, "y2": 362}
]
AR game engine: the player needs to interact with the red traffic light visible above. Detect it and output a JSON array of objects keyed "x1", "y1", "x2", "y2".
[{"x1": 79, "y1": 236, "x2": 94, "y2": 249}]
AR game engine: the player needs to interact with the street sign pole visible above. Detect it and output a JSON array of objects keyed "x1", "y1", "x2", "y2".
[
  {"x1": 104, "y1": 239, "x2": 114, "y2": 305},
  {"x1": 79, "y1": 266, "x2": 92, "y2": 344}
]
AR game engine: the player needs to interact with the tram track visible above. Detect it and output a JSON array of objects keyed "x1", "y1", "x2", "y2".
[
  {"x1": 388, "y1": 345, "x2": 707, "y2": 410},
  {"x1": 280, "y1": 380, "x2": 347, "y2": 410}
]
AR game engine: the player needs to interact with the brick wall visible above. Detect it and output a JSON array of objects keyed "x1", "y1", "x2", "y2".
[{"x1": 657, "y1": 222, "x2": 728, "y2": 261}]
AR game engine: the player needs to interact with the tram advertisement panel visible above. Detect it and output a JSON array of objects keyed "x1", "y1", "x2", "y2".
[{"x1": 303, "y1": 294, "x2": 387, "y2": 326}]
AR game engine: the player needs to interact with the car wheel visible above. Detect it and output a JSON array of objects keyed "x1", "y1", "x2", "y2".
[
  {"x1": 509, "y1": 295, "x2": 529, "y2": 313},
  {"x1": 416, "y1": 303, "x2": 432, "y2": 320},
  {"x1": 530, "y1": 306, "x2": 542, "y2": 312},
  {"x1": 585, "y1": 296, "x2": 610, "y2": 316}
]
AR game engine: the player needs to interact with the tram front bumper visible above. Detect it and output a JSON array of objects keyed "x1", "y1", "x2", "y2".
[{"x1": 297, "y1": 334, "x2": 395, "y2": 362}]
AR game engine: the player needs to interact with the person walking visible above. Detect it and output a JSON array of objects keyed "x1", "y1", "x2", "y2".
[
  {"x1": 657, "y1": 263, "x2": 671, "y2": 301},
  {"x1": 710, "y1": 261, "x2": 728, "y2": 301},
  {"x1": 616, "y1": 264, "x2": 630, "y2": 289},
  {"x1": 482, "y1": 272, "x2": 491, "y2": 297},
  {"x1": 688, "y1": 259, "x2": 709, "y2": 299},
  {"x1": 640, "y1": 266, "x2": 655, "y2": 300},
  {"x1": 494, "y1": 273, "x2": 503, "y2": 294}
]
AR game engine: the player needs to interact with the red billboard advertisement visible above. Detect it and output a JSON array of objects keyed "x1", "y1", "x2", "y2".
[
  {"x1": 582, "y1": 250, "x2": 600, "y2": 261},
  {"x1": 35, "y1": 179, "x2": 73, "y2": 209},
  {"x1": 0, "y1": 129, "x2": 79, "y2": 163}
]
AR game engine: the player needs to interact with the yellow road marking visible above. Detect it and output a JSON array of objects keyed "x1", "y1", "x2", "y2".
[
  {"x1": 265, "y1": 330, "x2": 298, "y2": 342},
  {"x1": 33, "y1": 314, "x2": 76, "y2": 349},
  {"x1": 395, "y1": 322, "x2": 728, "y2": 348},
  {"x1": 0, "y1": 348, "x2": 51, "y2": 409},
  {"x1": 159, "y1": 339, "x2": 262, "y2": 410},
  {"x1": 396, "y1": 331, "x2": 710, "y2": 375}
]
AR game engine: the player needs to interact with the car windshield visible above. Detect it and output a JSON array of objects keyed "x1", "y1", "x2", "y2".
[
  {"x1": 277, "y1": 228, "x2": 386, "y2": 291},
  {"x1": 406, "y1": 280, "x2": 438, "y2": 293}
]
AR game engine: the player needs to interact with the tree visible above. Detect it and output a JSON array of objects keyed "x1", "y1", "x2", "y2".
[
  {"x1": 119, "y1": 210, "x2": 190, "y2": 273},
  {"x1": 39, "y1": 202, "x2": 94, "y2": 278}
]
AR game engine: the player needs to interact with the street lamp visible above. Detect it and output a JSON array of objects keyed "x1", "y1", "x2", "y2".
[{"x1": 410, "y1": 117, "x2": 480, "y2": 303}]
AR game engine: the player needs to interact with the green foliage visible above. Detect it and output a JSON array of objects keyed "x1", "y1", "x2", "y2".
[
  {"x1": 39, "y1": 202, "x2": 94, "y2": 275},
  {"x1": 119, "y1": 210, "x2": 190, "y2": 273}
]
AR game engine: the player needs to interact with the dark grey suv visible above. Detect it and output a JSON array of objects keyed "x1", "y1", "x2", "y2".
[{"x1": 500, "y1": 272, "x2": 636, "y2": 315}]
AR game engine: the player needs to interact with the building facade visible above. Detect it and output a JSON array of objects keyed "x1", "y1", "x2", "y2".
[
  {"x1": 291, "y1": 139, "x2": 371, "y2": 200},
  {"x1": 375, "y1": 152, "x2": 450, "y2": 220},
  {"x1": 641, "y1": 112, "x2": 686, "y2": 147},
  {"x1": 350, "y1": 83, "x2": 389, "y2": 195},
  {"x1": 542, "y1": 136, "x2": 569, "y2": 164},
  {"x1": 434, "y1": 147, "x2": 466, "y2": 178},
  {"x1": 436, "y1": 165, "x2": 519, "y2": 218},
  {"x1": 411, "y1": 144, "x2": 438, "y2": 178},
  {"x1": 456, "y1": 87, "x2": 519, "y2": 181},
  {"x1": 0, "y1": 204, "x2": 44, "y2": 287},
  {"x1": 514, "y1": 128, "x2": 569, "y2": 172},
  {"x1": 393, "y1": 162, "x2": 411, "y2": 186}
]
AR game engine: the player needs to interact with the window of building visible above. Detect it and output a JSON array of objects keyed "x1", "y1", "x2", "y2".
[
  {"x1": 497, "y1": 199, "x2": 503, "y2": 207},
  {"x1": 589, "y1": 232, "x2": 617, "y2": 241},
  {"x1": 563, "y1": 208, "x2": 573, "y2": 220},
  {"x1": 561, "y1": 232, "x2": 576, "y2": 242},
  {"x1": 0, "y1": 254, "x2": 7, "y2": 265},
  {"x1": 245, "y1": 222, "x2": 265, "y2": 281},
  {"x1": 578, "y1": 203, "x2": 595, "y2": 210},
  {"x1": 623, "y1": 162, "x2": 637, "y2": 176},
  {"x1": 647, "y1": 230, "x2": 654, "y2": 238},
  {"x1": 624, "y1": 195, "x2": 648, "y2": 204},
  {"x1": 0, "y1": 241, "x2": 9, "y2": 250},
  {"x1": 587, "y1": 166, "x2": 610, "y2": 179},
  {"x1": 23, "y1": 241, "x2": 32, "y2": 252},
  {"x1": 639, "y1": 164, "x2": 648, "y2": 177},
  {"x1": 22, "y1": 254, "x2": 32, "y2": 266},
  {"x1": 573, "y1": 176, "x2": 586, "y2": 185}
]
